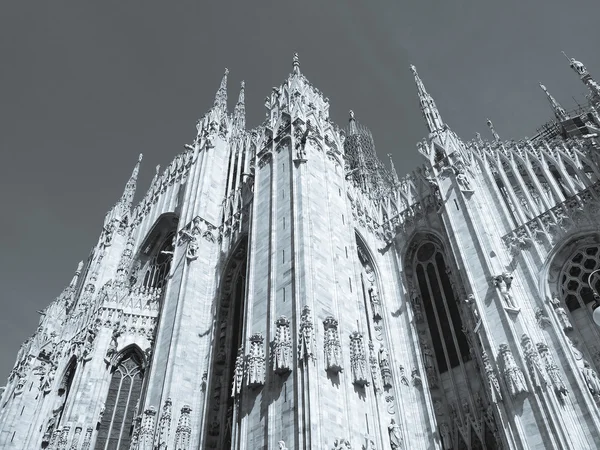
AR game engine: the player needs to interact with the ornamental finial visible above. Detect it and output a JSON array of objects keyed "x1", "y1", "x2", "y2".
[{"x1": 293, "y1": 52, "x2": 300, "y2": 75}]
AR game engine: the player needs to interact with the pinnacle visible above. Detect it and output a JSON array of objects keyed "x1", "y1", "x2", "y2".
[{"x1": 293, "y1": 52, "x2": 300, "y2": 75}]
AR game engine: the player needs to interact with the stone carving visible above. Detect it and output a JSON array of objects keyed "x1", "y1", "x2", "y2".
[
  {"x1": 534, "y1": 307, "x2": 552, "y2": 329},
  {"x1": 157, "y1": 397, "x2": 172, "y2": 449},
  {"x1": 81, "y1": 427, "x2": 93, "y2": 450},
  {"x1": 482, "y1": 350, "x2": 502, "y2": 403},
  {"x1": 294, "y1": 124, "x2": 309, "y2": 161},
  {"x1": 138, "y1": 407, "x2": 157, "y2": 450},
  {"x1": 388, "y1": 419, "x2": 404, "y2": 449},
  {"x1": 57, "y1": 425, "x2": 70, "y2": 448},
  {"x1": 379, "y1": 345, "x2": 393, "y2": 388},
  {"x1": 455, "y1": 167, "x2": 473, "y2": 191},
  {"x1": 178, "y1": 216, "x2": 218, "y2": 247},
  {"x1": 537, "y1": 343, "x2": 567, "y2": 396},
  {"x1": 548, "y1": 294, "x2": 573, "y2": 332},
  {"x1": 521, "y1": 335, "x2": 547, "y2": 390},
  {"x1": 279, "y1": 440, "x2": 288, "y2": 449},
  {"x1": 98, "y1": 402, "x2": 105, "y2": 424},
  {"x1": 69, "y1": 426, "x2": 82, "y2": 450},
  {"x1": 464, "y1": 294, "x2": 480, "y2": 327},
  {"x1": 174, "y1": 405, "x2": 192, "y2": 450},
  {"x1": 363, "y1": 437, "x2": 376, "y2": 450},
  {"x1": 231, "y1": 347, "x2": 244, "y2": 398},
  {"x1": 323, "y1": 317, "x2": 343, "y2": 373},
  {"x1": 399, "y1": 365, "x2": 409, "y2": 386},
  {"x1": 369, "y1": 287, "x2": 383, "y2": 321},
  {"x1": 82, "y1": 326, "x2": 97, "y2": 362},
  {"x1": 298, "y1": 306, "x2": 315, "y2": 362},
  {"x1": 581, "y1": 361, "x2": 600, "y2": 397},
  {"x1": 368, "y1": 341, "x2": 382, "y2": 392},
  {"x1": 499, "y1": 344, "x2": 528, "y2": 398},
  {"x1": 247, "y1": 333, "x2": 266, "y2": 387},
  {"x1": 273, "y1": 316, "x2": 292, "y2": 374},
  {"x1": 332, "y1": 438, "x2": 352, "y2": 449},
  {"x1": 411, "y1": 368, "x2": 422, "y2": 387},
  {"x1": 439, "y1": 423, "x2": 452, "y2": 449},
  {"x1": 42, "y1": 414, "x2": 57, "y2": 445},
  {"x1": 350, "y1": 331, "x2": 369, "y2": 386},
  {"x1": 105, "y1": 331, "x2": 120, "y2": 363},
  {"x1": 494, "y1": 273, "x2": 517, "y2": 309},
  {"x1": 420, "y1": 341, "x2": 438, "y2": 388},
  {"x1": 411, "y1": 291, "x2": 424, "y2": 323}
]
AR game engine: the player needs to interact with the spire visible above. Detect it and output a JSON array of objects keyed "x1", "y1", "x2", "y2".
[
  {"x1": 539, "y1": 83, "x2": 568, "y2": 121},
  {"x1": 387, "y1": 153, "x2": 399, "y2": 184},
  {"x1": 486, "y1": 119, "x2": 500, "y2": 142},
  {"x1": 116, "y1": 154, "x2": 142, "y2": 215},
  {"x1": 410, "y1": 65, "x2": 445, "y2": 134},
  {"x1": 213, "y1": 68, "x2": 229, "y2": 111},
  {"x1": 69, "y1": 261, "x2": 84, "y2": 289},
  {"x1": 293, "y1": 52, "x2": 300, "y2": 76},
  {"x1": 233, "y1": 81, "x2": 246, "y2": 130},
  {"x1": 562, "y1": 51, "x2": 600, "y2": 102}
]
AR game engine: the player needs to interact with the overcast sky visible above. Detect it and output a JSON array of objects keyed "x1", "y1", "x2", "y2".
[{"x1": 1, "y1": 1, "x2": 599, "y2": 379}]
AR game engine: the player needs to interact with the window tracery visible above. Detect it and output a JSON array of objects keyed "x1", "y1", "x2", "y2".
[
  {"x1": 142, "y1": 232, "x2": 175, "y2": 290},
  {"x1": 95, "y1": 350, "x2": 144, "y2": 450},
  {"x1": 560, "y1": 245, "x2": 600, "y2": 312}
]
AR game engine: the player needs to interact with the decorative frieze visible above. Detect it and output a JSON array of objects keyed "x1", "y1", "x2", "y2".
[
  {"x1": 349, "y1": 331, "x2": 369, "y2": 387},
  {"x1": 273, "y1": 316, "x2": 292, "y2": 374},
  {"x1": 499, "y1": 344, "x2": 528, "y2": 398},
  {"x1": 323, "y1": 317, "x2": 343, "y2": 373},
  {"x1": 298, "y1": 306, "x2": 315, "y2": 362},
  {"x1": 247, "y1": 333, "x2": 266, "y2": 388}
]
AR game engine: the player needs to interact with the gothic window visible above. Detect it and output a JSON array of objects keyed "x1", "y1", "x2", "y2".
[
  {"x1": 55, "y1": 358, "x2": 77, "y2": 426},
  {"x1": 413, "y1": 242, "x2": 470, "y2": 374},
  {"x1": 560, "y1": 245, "x2": 600, "y2": 312},
  {"x1": 95, "y1": 351, "x2": 144, "y2": 450},
  {"x1": 143, "y1": 232, "x2": 175, "y2": 290}
]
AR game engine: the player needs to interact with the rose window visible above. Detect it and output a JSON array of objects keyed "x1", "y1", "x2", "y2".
[{"x1": 560, "y1": 246, "x2": 600, "y2": 311}]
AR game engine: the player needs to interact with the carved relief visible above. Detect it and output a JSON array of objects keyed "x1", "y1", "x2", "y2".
[
  {"x1": 536, "y1": 343, "x2": 567, "y2": 396},
  {"x1": 368, "y1": 341, "x2": 382, "y2": 392},
  {"x1": 420, "y1": 341, "x2": 438, "y2": 388},
  {"x1": 369, "y1": 287, "x2": 383, "y2": 321},
  {"x1": 323, "y1": 317, "x2": 343, "y2": 373},
  {"x1": 156, "y1": 397, "x2": 172, "y2": 449},
  {"x1": 332, "y1": 438, "x2": 352, "y2": 449},
  {"x1": 521, "y1": 335, "x2": 547, "y2": 390},
  {"x1": 581, "y1": 361, "x2": 600, "y2": 397},
  {"x1": 174, "y1": 405, "x2": 192, "y2": 450},
  {"x1": 379, "y1": 345, "x2": 393, "y2": 388},
  {"x1": 548, "y1": 294, "x2": 573, "y2": 332},
  {"x1": 349, "y1": 331, "x2": 369, "y2": 386},
  {"x1": 247, "y1": 333, "x2": 266, "y2": 387},
  {"x1": 388, "y1": 419, "x2": 404, "y2": 450},
  {"x1": 273, "y1": 316, "x2": 292, "y2": 374},
  {"x1": 482, "y1": 350, "x2": 503, "y2": 403},
  {"x1": 298, "y1": 306, "x2": 315, "y2": 362},
  {"x1": 231, "y1": 347, "x2": 244, "y2": 398},
  {"x1": 499, "y1": 344, "x2": 528, "y2": 398}
]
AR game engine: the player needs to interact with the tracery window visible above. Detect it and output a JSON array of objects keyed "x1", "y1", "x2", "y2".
[
  {"x1": 55, "y1": 359, "x2": 77, "y2": 426},
  {"x1": 143, "y1": 232, "x2": 175, "y2": 290},
  {"x1": 413, "y1": 242, "x2": 470, "y2": 373},
  {"x1": 95, "y1": 351, "x2": 144, "y2": 450},
  {"x1": 560, "y1": 245, "x2": 600, "y2": 312}
]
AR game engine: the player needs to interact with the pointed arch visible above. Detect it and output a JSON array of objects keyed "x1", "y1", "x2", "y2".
[
  {"x1": 138, "y1": 213, "x2": 179, "y2": 291},
  {"x1": 95, "y1": 346, "x2": 145, "y2": 450}
]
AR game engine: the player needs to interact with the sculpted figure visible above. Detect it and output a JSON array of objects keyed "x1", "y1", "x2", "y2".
[
  {"x1": 549, "y1": 294, "x2": 573, "y2": 331},
  {"x1": 369, "y1": 288, "x2": 383, "y2": 321},
  {"x1": 494, "y1": 273, "x2": 516, "y2": 309},
  {"x1": 278, "y1": 441, "x2": 288, "y2": 450},
  {"x1": 388, "y1": 419, "x2": 403, "y2": 450}
]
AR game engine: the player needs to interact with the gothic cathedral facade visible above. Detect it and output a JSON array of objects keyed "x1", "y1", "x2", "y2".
[{"x1": 2, "y1": 54, "x2": 600, "y2": 450}]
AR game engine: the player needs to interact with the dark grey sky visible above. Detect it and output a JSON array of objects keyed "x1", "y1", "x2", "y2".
[{"x1": 1, "y1": 1, "x2": 599, "y2": 379}]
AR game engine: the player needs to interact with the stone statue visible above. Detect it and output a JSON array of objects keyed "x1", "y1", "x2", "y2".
[
  {"x1": 582, "y1": 361, "x2": 600, "y2": 396},
  {"x1": 420, "y1": 341, "x2": 438, "y2": 388},
  {"x1": 278, "y1": 440, "x2": 288, "y2": 449},
  {"x1": 455, "y1": 168, "x2": 472, "y2": 191},
  {"x1": 439, "y1": 423, "x2": 451, "y2": 449},
  {"x1": 369, "y1": 288, "x2": 383, "y2": 321},
  {"x1": 388, "y1": 419, "x2": 403, "y2": 449},
  {"x1": 464, "y1": 294, "x2": 480, "y2": 325},
  {"x1": 185, "y1": 237, "x2": 199, "y2": 261},
  {"x1": 494, "y1": 273, "x2": 516, "y2": 309},
  {"x1": 379, "y1": 345, "x2": 393, "y2": 388},
  {"x1": 549, "y1": 294, "x2": 573, "y2": 331}
]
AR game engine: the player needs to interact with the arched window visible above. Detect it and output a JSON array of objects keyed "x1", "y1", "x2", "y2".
[
  {"x1": 54, "y1": 358, "x2": 77, "y2": 428},
  {"x1": 143, "y1": 232, "x2": 175, "y2": 290},
  {"x1": 95, "y1": 351, "x2": 144, "y2": 450},
  {"x1": 412, "y1": 241, "x2": 470, "y2": 373},
  {"x1": 560, "y1": 245, "x2": 600, "y2": 312}
]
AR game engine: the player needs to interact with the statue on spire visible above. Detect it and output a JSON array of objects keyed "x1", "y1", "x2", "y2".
[
  {"x1": 539, "y1": 83, "x2": 568, "y2": 121},
  {"x1": 213, "y1": 68, "x2": 229, "y2": 111},
  {"x1": 563, "y1": 51, "x2": 588, "y2": 77},
  {"x1": 410, "y1": 65, "x2": 445, "y2": 135},
  {"x1": 293, "y1": 52, "x2": 300, "y2": 76},
  {"x1": 486, "y1": 119, "x2": 500, "y2": 142}
]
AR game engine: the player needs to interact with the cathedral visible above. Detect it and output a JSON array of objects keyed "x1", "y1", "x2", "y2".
[{"x1": 2, "y1": 52, "x2": 600, "y2": 450}]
